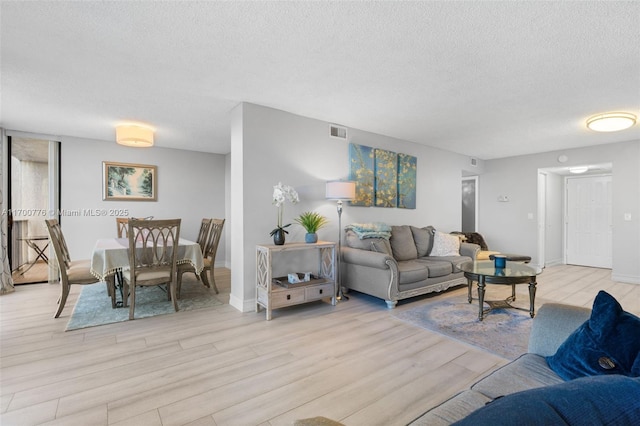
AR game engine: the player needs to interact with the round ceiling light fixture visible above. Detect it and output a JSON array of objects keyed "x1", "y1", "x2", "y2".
[
  {"x1": 586, "y1": 112, "x2": 636, "y2": 132},
  {"x1": 569, "y1": 166, "x2": 589, "y2": 174},
  {"x1": 116, "y1": 124, "x2": 154, "y2": 147}
]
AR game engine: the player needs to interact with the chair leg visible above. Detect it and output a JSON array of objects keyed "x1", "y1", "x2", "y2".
[
  {"x1": 176, "y1": 270, "x2": 183, "y2": 300},
  {"x1": 199, "y1": 271, "x2": 210, "y2": 288},
  {"x1": 170, "y1": 280, "x2": 179, "y2": 312},
  {"x1": 209, "y1": 268, "x2": 219, "y2": 294},
  {"x1": 54, "y1": 282, "x2": 70, "y2": 318},
  {"x1": 200, "y1": 268, "x2": 218, "y2": 293},
  {"x1": 128, "y1": 283, "x2": 136, "y2": 320},
  {"x1": 106, "y1": 276, "x2": 116, "y2": 309}
]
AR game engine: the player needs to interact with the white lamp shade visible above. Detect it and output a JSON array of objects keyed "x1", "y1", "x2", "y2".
[
  {"x1": 326, "y1": 181, "x2": 356, "y2": 200},
  {"x1": 116, "y1": 124, "x2": 154, "y2": 147}
]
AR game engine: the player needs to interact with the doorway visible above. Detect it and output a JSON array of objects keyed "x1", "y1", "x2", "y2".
[
  {"x1": 8, "y1": 136, "x2": 60, "y2": 284},
  {"x1": 565, "y1": 175, "x2": 613, "y2": 268},
  {"x1": 461, "y1": 177, "x2": 478, "y2": 232}
]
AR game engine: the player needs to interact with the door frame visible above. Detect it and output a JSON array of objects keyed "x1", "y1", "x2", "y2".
[{"x1": 6, "y1": 132, "x2": 61, "y2": 283}]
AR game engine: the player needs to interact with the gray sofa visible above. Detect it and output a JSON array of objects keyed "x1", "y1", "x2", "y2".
[
  {"x1": 341, "y1": 225, "x2": 480, "y2": 308},
  {"x1": 410, "y1": 302, "x2": 592, "y2": 425}
]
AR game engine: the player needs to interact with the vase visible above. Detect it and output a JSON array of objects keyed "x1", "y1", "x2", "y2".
[
  {"x1": 273, "y1": 229, "x2": 285, "y2": 245},
  {"x1": 305, "y1": 233, "x2": 318, "y2": 243}
]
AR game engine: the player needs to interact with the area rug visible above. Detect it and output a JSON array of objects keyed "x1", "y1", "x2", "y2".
[
  {"x1": 394, "y1": 297, "x2": 535, "y2": 360},
  {"x1": 66, "y1": 282, "x2": 223, "y2": 331}
]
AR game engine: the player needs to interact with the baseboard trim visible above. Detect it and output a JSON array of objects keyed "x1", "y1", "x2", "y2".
[
  {"x1": 228, "y1": 293, "x2": 257, "y2": 312},
  {"x1": 611, "y1": 273, "x2": 640, "y2": 285}
]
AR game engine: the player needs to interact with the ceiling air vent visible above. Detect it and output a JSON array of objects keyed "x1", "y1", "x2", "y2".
[
  {"x1": 330, "y1": 124, "x2": 347, "y2": 139},
  {"x1": 470, "y1": 158, "x2": 478, "y2": 167}
]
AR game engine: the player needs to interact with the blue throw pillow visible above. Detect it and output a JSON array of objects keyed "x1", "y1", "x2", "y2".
[
  {"x1": 546, "y1": 290, "x2": 640, "y2": 381},
  {"x1": 453, "y1": 375, "x2": 640, "y2": 426}
]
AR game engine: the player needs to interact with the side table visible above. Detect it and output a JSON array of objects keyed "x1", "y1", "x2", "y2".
[{"x1": 256, "y1": 241, "x2": 336, "y2": 320}]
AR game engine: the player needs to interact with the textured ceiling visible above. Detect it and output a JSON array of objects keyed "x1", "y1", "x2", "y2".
[{"x1": 1, "y1": 1, "x2": 639, "y2": 159}]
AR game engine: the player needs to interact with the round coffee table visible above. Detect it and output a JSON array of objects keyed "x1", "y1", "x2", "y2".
[{"x1": 459, "y1": 261, "x2": 543, "y2": 321}]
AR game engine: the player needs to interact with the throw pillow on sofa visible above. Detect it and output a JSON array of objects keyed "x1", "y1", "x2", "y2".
[
  {"x1": 390, "y1": 225, "x2": 418, "y2": 261},
  {"x1": 430, "y1": 231, "x2": 460, "y2": 257},
  {"x1": 546, "y1": 290, "x2": 640, "y2": 381},
  {"x1": 411, "y1": 226, "x2": 435, "y2": 257}
]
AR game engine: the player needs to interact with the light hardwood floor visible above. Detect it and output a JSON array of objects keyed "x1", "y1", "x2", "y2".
[{"x1": 1, "y1": 265, "x2": 638, "y2": 426}]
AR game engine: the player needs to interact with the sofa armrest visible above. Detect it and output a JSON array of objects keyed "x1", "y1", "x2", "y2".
[
  {"x1": 528, "y1": 303, "x2": 591, "y2": 356},
  {"x1": 460, "y1": 242, "x2": 480, "y2": 260},
  {"x1": 342, "y1": 246, "x2": 396, "y2": 270}
]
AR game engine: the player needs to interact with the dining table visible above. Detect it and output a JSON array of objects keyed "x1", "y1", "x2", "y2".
[{"x1": 90, "y1": 237, "x2": 204, "y2": 307}]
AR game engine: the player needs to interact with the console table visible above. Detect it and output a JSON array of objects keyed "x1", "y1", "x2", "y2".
[{"x1": 256, "y1": 241, "x2": 336, "y2": 320}]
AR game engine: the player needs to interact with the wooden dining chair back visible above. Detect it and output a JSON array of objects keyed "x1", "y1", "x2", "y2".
[
  {"x1": 45, "y1": 219, "x2": 104, "y2": 318},
  {"x1": 177, "y1": 218, "x2": 225, "y2": 296},
  {"x1": 116, "y1": 216, "x2": 154, "y2": 238},
  {"x1": 196, "y1": 218, "x2": 213, "y2": 253},
  {"x1": 116, "y1": 217, "x2": 129, "y2": 238},
  {"x1": 124, "y1": 218, "x2": 181, "y2": 319}
]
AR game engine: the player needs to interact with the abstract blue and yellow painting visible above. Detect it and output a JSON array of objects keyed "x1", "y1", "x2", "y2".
[
  {"x1": 348, "y1": 143, "x2": 374, "y2": 206},
  {"x1": 374, "y1": 148, "x2": 398, "y2": 207},
  {"x1": 397, "y1": 153, "x2": 417, "y2": 209}
]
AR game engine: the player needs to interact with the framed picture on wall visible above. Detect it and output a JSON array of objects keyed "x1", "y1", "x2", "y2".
[{"x1": 103, "y1": 161, "x2": 157, "y2": 201}]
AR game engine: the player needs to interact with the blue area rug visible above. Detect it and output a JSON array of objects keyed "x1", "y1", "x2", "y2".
[
  {"x1": 66, "y1": 280, "x2": 223, "y2": 331},
  {"x1": 394, "y1": 296, "x2": 535, "y2": 360}
]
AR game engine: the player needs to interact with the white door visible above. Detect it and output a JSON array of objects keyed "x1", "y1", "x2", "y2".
[{"x1": 565, "y1": 175, "x2": 612, "y2": 268}]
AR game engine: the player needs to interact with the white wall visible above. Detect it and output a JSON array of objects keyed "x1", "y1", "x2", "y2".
[
  {"x1": 479, "y1": 140, "x2": 640, "y2": 283},
  {"x1": 544, "y1": 171, "x2": 564, "y2": 266},
  {"x1": 57, "y1": 136, "x2": 227, "y2": 264},
  {"x1": 230, "y1": 103, "x2": 472, "y2": 311}
]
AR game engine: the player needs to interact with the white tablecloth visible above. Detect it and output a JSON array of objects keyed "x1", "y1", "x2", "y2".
[{"x1": 90, "y1": 238, "x2": 204, "y2": 280}]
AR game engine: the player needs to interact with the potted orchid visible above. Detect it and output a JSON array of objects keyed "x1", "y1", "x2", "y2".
[{"x1": 270, "y1": 182, "x2": 299, "y2": 245}]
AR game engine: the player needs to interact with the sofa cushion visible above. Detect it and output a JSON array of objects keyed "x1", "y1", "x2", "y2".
[
  {"x1": 546, "y1": 290, "x2": 640, "y2": 381},
  {"x1": 414, "y1": 259, "x2": 452, "y2": 278},
  {"x1": 390, "y1": 225, "x2": 418, "y2": 261},
  {"x1": 397, "y1": 260, "x2": 430, "y2": 284},
  {"x1": 344, "y1": 230, "x2": 392, "y2": 255},
  {"x1": 472, "y1": 353, "x2": 563, "y2": 399},
  {"x1": 411, "y1": 226, "x2": 435, "y2": 257},
  {"x1": 410, "y1": 390, "x2": 491, "y2": 426},
  {"x1": 430, "y1": 256, "x2": 472, "y2": 272},
  {"x1": 430, "y1": 231, "x2": 460, "y2": 257},
  {"x1": 454, "y1": 375, "x2": 640, "y2": 426}
]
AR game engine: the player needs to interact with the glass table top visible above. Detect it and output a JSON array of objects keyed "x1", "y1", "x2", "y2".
[{"x1": 460, "y1": 260, "x2": 542, "y2": 277}]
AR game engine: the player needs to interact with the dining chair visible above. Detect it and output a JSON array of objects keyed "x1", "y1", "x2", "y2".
[
  {"x1": 195, "y1": 218, "x2": 213, "y2": 253},
  {"x1": 45, "y1": 219, "x2": 113, "y2": 317},
  {"x1": 177, "y1": 218, "x2": 225, "y2": 296},
  {"x1": 116, "y1": 216, "x2": 154, "y2": 238},
  {"x1": 116, "y1": 217, "x2": 129, "y2": 238},
  {"x1": 123, "y1": 218, "x2": 181, "y2": 320}
]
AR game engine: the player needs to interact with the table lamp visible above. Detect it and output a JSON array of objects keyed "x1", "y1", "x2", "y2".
[{"x1": 326, "y1": 180, "x2": 356, "y2": 301}]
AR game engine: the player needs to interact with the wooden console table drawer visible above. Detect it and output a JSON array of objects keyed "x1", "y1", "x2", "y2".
[
  {"x1": 305, "y1": 283, "x2": 334, "y2": 300},
  {"x1": 271, "y1": 288, "x2": 305, "y2": 308},
  {"x1": 256, "y1": 241, "x2": 336, "y2": 320}
]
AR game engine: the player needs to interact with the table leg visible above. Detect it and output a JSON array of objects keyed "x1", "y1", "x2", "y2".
[
  {"x1": 467, "y1": 278, "x2": 473, "y2": 303},
  {"x1": 528, "y1": 279, "x2": 537, "y2": 318},
  {"x1": 477, "y1": 276, "x2": 486, "y2": 321}
]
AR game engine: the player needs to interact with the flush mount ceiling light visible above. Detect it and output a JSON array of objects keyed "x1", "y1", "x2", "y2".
[
  {"x1": 115, "y1": 124, "x2": 154, "y2": 147},
  {"x1": 569, "y1": 166, "x2": 589, "y2": 174},
  {"x1": 586, "y1": 112, "x2": 636, "y2": 132}
]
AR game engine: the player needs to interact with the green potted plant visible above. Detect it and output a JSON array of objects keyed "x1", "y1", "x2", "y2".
[{"x1": 295, "y1": 211, "x2": 329, "y2": 243}]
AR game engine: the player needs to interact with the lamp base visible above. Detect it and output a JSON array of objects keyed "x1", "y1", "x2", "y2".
[{"x1": 337, "y1": 291, "x2": 349, "y2": 301}]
